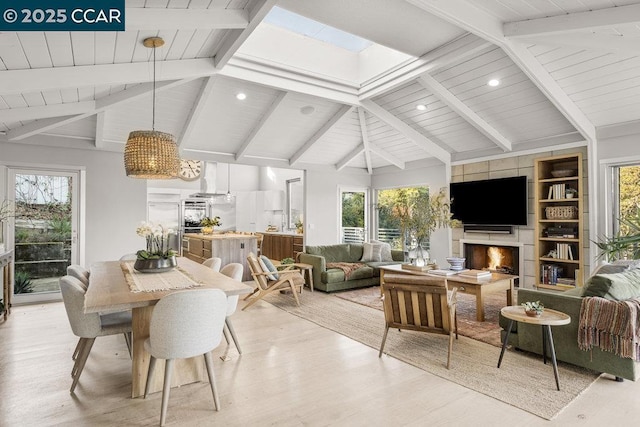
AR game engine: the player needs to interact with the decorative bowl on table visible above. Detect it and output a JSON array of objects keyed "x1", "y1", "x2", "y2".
[
  {"x1": 521, "y1": 301, "x2": 544, "y2": 317},
  {"x1": 134, "y1": 256, "x2": 177, "y2": 273},
  {"x1": 445, "y1": 257, "x2": 466, "y2": 271},
  {"x1": 550, "y1": 169, "x2": 576, "y2": 178}
]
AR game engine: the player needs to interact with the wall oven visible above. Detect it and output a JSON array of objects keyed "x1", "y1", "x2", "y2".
[{"x1": 182, "y1": 199, "x2": 209, "y2": 234}]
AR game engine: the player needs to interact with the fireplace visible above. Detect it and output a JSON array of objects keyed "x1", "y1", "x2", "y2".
[{"x1": 460, "y1": 239, "x2": 523, "y2": 286}]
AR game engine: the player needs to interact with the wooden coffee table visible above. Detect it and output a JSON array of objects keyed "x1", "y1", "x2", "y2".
[
  {"x1": 380, "y1": 264, "x2": 516, "y2": 321},
  {"x1": 498, "y1": 306, "x2": 571, "y2": 391}
]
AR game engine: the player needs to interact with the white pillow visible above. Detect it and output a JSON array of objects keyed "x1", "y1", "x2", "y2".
[
  {"x1": 372, "y1": 240, "x2": 393, "y2": 262},
  {"x1": 258, "y1": 257, "x2": 277, "y2": 280},
  {"x1": 361, "y1": 242, "x2": 383, "y2": 262}
]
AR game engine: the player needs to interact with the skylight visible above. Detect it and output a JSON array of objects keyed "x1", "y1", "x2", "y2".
[{"x1": 264, "y1": 6, "x2": 374, "y2": 53}]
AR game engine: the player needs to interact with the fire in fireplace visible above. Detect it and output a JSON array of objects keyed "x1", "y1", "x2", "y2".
[{"x1": 464, "y1": 243, "x2": 519, "y2": 276}]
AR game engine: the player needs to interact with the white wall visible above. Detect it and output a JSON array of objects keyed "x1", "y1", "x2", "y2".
[
  {"x1": 372, "y1": 160, "x2": 451, "y2": 266},
  {"x1": 596, "y1": 132, "x2": 640, "y2": 266},
  {"x1": 1, "y1": 142, "x2": 146, "y2": 266},
  {"x1": 306, "y1": 169, "x2": 370, "y2": 245}
]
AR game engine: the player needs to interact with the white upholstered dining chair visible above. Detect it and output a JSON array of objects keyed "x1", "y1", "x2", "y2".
[
  {"x1": 66, "y1": 265, "x2": 90, "y2": 288},
  {"x1": 59, "y1": 276, "x2": 132, "y2": 393},
  {"x1": 203, "y1": 257, "x2": 222, "y2": 272},
  {"x1": 219, "y1": 263, "x2": 243, "y2": 354},
  {"x1": 144, "y1": 289, "x2": 228, "y2": 426}
]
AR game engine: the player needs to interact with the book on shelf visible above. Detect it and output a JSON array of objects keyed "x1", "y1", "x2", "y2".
[
  {"x1": 458, "y1": 269, "x2": 492, "y2": 278},
  {"x1": 540, "y1": 264, "x2": 563, "y2": 285},
  {"x1": 428, "y1": 269, "x2": 465, "y2": 276},
  {"x1": 556, "y1": 278, "x2": 576, "y2": 286}
]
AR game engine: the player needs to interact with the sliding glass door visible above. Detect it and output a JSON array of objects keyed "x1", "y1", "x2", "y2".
[{"x1": 8, "y1": 168, "x2": 80, "y2": 303}]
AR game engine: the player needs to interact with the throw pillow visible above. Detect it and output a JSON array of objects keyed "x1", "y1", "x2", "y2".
[
  {"x1": 259, "y1": 256, "x2": 279, "y2": 281},
  {"x1": 582, "y1": 269, "x2": 640, "y2": 300},
  {"x1": 592, "y1": 262, "x2": 629, "y2": 275},
  {"x1": 360, "y1": 242, "x2": 382, "y2": 262},
  {"x1": 372, "y1": 240, "x2": 393, "y2": 262}
]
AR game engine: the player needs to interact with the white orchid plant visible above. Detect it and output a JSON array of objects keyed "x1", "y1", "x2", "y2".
[{"x1": 135, "y1": 221, "x2": 177, "y2": 260}]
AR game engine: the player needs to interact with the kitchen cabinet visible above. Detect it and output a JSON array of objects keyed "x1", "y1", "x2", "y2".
[
  {"x1": 261, "y1": 233, "x2": 303, "y2": 261},
  {"x1": 182, "y1": 233, "x2": 257, "y2": 280}
]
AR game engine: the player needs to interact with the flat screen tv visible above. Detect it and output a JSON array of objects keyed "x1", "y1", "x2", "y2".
[{"x1": 450, "y1": 176, "x2": 528, "y2": 226}]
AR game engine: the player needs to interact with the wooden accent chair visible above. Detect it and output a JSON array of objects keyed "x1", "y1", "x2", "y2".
[
  {"x1": 379, "y1": 273, "x2": 458, "y2": 369},
  {"x1": 243, "y1": 253, "x2": 304, "y2": 310}
]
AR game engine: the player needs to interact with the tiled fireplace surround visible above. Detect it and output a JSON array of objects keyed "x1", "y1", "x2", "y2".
[{"x1": 450, "y1": 147, "x2": 589, "y2": 289}]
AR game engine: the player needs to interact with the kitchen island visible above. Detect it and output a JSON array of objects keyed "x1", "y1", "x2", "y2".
[{"x1": 182, "y1": 233, "x2": 257, "y2": 280}]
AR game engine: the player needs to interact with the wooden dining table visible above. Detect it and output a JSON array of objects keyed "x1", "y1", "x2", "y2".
[{"x1": 84, "y1": 257, "x2": 252, "y2": 398}]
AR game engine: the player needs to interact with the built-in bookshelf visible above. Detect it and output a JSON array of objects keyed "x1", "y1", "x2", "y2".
[{"x1": 534, "y1": 153, "x2": 584, "y2": 291}]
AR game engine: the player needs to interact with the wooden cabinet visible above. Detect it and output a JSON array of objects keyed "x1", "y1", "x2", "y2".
[
  {"x1": 182, "y1": 234, "x2": 257, "y2": 280},
  {"x1": 534, "y1": 153, "x2": 584, "y2": 291},
  {"x1": 261, "y1": 233, "x2": 303, "y2": 261}
]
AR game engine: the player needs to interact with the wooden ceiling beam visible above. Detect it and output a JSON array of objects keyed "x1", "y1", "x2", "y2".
[
  {"x1": 511, "y1": 33, "x2": 640, "y2": 55},
  {"x1": 0, "y1": 101, "x2": 94, "y2": 123},
  {"x1": 359, "y1": 34, "x2": 493, "y2": 100},
  {"x1": 290, "y1": 105, "x2": 353, "y2": 166},
  {"x1": 504, "y1": 4, "x2": 640, "y2": 38},
  {"x1": 407, "y1": 0, "x2": 596, "y2": 144},
  {"x1": 360, "y1": 99, "x2": 451, "y2": 165},
  {"x1": 368, "y1": 142, "x2": 405, "y2": 170},
  {"x1": 214, "y1": 0, "x2": 277, "y2": 68},
  {"x1": 336, "y1": 144, "x2": 365, "y2": 171},
  {"x1": 416, "y1": 74, "x2": 511, "y2": 152},
  {"x1": 125, "y1": 8, "x2": 248, "y2": 30},
  {"x1": 0, "y1": 59, "x2": 216, "y2": 95},
  {"x1": 94, "y1": 111, "x2": 105, "y2": 149},
  {"x1": 236, "y1": 91, "x2": 289, "y2": 161},
  {"x1": 6, "y1": 80, "x2": 191, "y2": 141},
  {"x1": 178, "y1": 77, "x2": 217, "y2": 147},
  {"x1": 357, "y1": 108, "x2": 373, "y2": 174}
]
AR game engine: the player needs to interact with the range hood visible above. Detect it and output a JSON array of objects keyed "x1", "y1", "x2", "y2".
[{"x1": 189, "y1": 162, "x2": 233, "y2": 201}]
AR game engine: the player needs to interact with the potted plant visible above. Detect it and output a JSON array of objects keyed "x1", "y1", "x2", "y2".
[
  {"x1": 134, "y1": 221, "x2": 178, "y2": 272},
  {"x1": 565, "y1": 188, "x2": 578, "y2": 199},
  {"x1": 594, "y1": 207, "x2": 640, "y2": 261},
  {"x1": 295, "y1": 219, "x2": 303, "y2": 234},
  {"x1": 200, "y1": 216, "x2": 221, "y2": 235},
  {"x1": 378, "y1": 187, "x2": 457, "y2": 266},
  {"x1": 521, "y1": 300, "x2": 544, "y2": 317}
]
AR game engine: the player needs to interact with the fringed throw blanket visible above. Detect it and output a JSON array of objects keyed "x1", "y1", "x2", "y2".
[
  {"x1": 326, "y1": 262, "x2": 366, "y2": 281},
  {"x1": 578, "y1": 296, "x2": 640, "y2": 361}
]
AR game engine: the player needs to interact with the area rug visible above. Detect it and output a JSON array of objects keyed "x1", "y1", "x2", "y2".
[
  {"x1": 264, "y1": 291, "x2": 600, "y2": 420},
  {"x1": 334, "y1": 286, "x2": 507, "y2": 347}
]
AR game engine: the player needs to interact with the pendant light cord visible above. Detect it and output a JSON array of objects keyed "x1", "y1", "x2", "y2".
[{"x1": 152, "y1": 44, "x2": 156, "y2": 131}]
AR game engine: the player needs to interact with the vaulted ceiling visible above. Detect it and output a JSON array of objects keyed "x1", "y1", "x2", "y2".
[{"x1": 1, "y1": 0, "x2": 640, "y2": 174}]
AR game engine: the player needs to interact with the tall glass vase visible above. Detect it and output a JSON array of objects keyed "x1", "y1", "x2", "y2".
[{"x1": 403, "y1": 230, "x2": 430, "y2": 266}]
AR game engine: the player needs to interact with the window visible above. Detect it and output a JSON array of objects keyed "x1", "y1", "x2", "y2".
[
  {"x1": 612, "y1": 163, "x2": 640, "y2": 237},
  {"x1": 340, "y1": 188, "x2": 367, "y2": 243},
  {"x1": 286, "y1": 178, "x2": 303, "y2": 229},
  {"x1": 376, "y1": 186, "x2": 430, "y2": 250}
]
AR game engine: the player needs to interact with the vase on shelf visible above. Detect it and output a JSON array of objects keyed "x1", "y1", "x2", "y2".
[
  {"x1": 134, "y1": 256, "x2": 177, "y2": 273},
  {"x1": 202, "y1": 226, "x2": 213, "y2": 235}
]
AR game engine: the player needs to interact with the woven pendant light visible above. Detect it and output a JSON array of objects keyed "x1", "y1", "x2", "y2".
[{"x1": 124, "y1": 37, "x2": 179, "y2": 179}]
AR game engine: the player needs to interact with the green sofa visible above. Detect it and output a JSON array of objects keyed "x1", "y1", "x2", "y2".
[
  {"x1": 500, "y1": 269, "x2": 640, "y2": 381},
  {"x1": 298, "y1": 243, "x2": 404, "y2": 293}
]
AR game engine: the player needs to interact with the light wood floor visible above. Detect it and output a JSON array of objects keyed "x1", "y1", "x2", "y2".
[{"x1": 1, "y1": 298, "x2": 639, "y2": 426}]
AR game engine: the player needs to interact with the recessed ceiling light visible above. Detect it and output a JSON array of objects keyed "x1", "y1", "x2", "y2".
[
  {"x1": 416, "y1": 104, "x2": 427, "y2": 111},
  {"x1": 488, "y1": 79, "x2": 500, "y2": 87},
  {"x1": 300, "y1": 105, "x2": 315, "y2": 115},
  {"x1": 236, "y1": 92, "x2": 247, "y2": 100}
]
